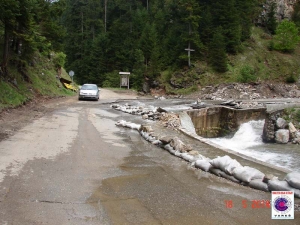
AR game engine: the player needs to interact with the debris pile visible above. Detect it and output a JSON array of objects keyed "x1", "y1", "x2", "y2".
[
  {"x1": 191, "y1": 83, "x2": 300, "y2": 101},
  {"x1": 158, "y1": 112, "x2": 181, "y2": 129},
  {"x1": 112, "y1": 103, "x2": 181, "y2": 129}
]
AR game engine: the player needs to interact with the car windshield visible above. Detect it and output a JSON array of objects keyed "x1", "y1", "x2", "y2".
[{"x1": 81, "y1": 85, "x2": 97, "y2": 90}]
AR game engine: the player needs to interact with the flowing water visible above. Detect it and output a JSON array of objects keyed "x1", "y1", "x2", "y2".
[{"x1": 210, "y1": 120, "x2": 300, "y2": 172}]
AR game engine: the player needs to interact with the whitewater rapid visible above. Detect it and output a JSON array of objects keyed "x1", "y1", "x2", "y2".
[{"x1": 210, "y1": 120, "x2": 300, "y2": 172}]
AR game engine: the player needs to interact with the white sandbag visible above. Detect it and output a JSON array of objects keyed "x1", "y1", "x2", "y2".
[
  {"x1": 210, "y1": 155, "x2": 232, "y2": 170},
  {"x1": 151, "y1": 140, "x2": 162, "y2": 145},
  {"x1": 146, "y1": 135, "x2": 156, "y2": 142},
  {"x1": 192, "y1": 154, "x2": 207, "y2": 162},
  {"x1": 116, "y1": 120, "x2": 126, "y2": 126},
  {"x1": 168, "y1": 148, "x2": 176, "y2": 155},
  {"x1": 180, "y1": 153, "x2": 195, "y2": 162},
  {"x1": 232, "y1": 166, "x2": 265, "y2": 183},
  {"x1": 268, "y1": 179, "x2": 300, "y2": 198},
  {"x1": 116, "y1": 120, "x2": 141, "y2": 130},
  {"x1": 195, "y1": 159, "x2": 212, "y2": 172},
  {"x1": 285, "y1": 172, "x2": 300, "y2": 189},
  {"x1": 209, "y1": 168, "x2": 223, "y2": 177},
  {"x1": 163, "y1": 144, "x2": 174, "y2": 152},
  {"x1": 224, "y1": 159, "x2": 242, "y2": 175},
  {"x1": 130, "y1": 123, "x2": 141, "y2": 130},
  {"x1": 249, "y1": 179, "x2": 269, "y2": 192},
  {"x1": 219, "y1": 171, "x2": 241, "y2": 184},
  {"x1": 174, "y1": 151, "x2": 182, "y2": 157}
]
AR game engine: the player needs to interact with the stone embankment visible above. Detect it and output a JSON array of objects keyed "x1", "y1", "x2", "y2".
[{"x1": 263, "y1": 110, "x2": 300, "y2": 144}]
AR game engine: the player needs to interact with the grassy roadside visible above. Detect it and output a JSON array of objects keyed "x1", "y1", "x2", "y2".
[{"x1": 0, "y1": 53, "x2": 76, "y2": 112}]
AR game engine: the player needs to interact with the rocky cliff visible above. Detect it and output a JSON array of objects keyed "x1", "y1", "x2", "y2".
[{"x1": 260, "y1": 0, "x2": 297, "y2": 24}]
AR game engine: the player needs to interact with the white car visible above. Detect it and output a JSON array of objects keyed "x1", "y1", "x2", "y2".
[{"x1": 78, "y1": 84, "x2": 100, "y2": 101}]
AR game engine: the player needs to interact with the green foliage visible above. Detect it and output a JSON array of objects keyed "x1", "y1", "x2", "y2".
[
  {"x1": 0, "y1": 80, "x2": 27, "y2": 109},
  {"x1": 266, "y1": 2, "x2": 278, "y2": 34},
  {"x1": 131, "y1": 49, "x2": 145, "y2": 91},
  {"x1": 286, "y1": 75, "x2": 297, "y2": 83},
  {"x1": 292, "y1": 0, "x2": 300, "y2": 28},
  {"x1": 283, "y1": 108, "x2": 300, "y2": 129},
  {"x1": 53, "y1": 52, "x2": 66, "y2": 69},
  {"x1": 273, "y1": 20, "x2": 300, "y2": 52},
  {"x1": 102, "y1": 71, "x2": 120, "y2": 88},
  {"x1": 209, "y1": 28, "x2": 228, "y2": 73},
  {"x1": 238, "y1": 65, "x2": 256, "y2": 83},
  {"x1": 296, "y1": 109, "x2": 300, "y2": 122}
]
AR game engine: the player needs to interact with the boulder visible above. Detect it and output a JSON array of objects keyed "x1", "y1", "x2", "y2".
[
  {"x1": 159, "y1": 136, "x2": 173, "y2": 144},
  {"x1": 289, "y1": 122, "x2": 297, "y2": 138},
  {"x1": 276, "y1": 118, "x2": 287, "y2": 129},
  {"x1": 170, "y1": 137, "x2": 193, "y2": 152},
  {"x1": 275, "y1": 129, "x2": 290, "y2": 144},
  {"x1": 262, "y1": 110, "x2": 284, "y2": 143},
  {"x1": 139, "y1": 125, "x2": 153, "y2": 133}
]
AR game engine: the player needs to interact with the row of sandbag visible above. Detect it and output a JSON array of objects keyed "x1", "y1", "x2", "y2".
[{"x1": 115, "y1": 120, "x2": 300, "y2": 198}]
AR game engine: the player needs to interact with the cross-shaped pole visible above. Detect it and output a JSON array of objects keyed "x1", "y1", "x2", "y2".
[{"x1": 185, "y1": 42, "x2": 195, "y2": 67}]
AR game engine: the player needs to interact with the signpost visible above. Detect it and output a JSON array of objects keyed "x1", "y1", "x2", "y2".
[{"x1": 69, "y1": 70, "x2": 74, "y2": 83}]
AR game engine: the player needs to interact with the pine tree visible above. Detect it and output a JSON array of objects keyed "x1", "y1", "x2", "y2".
[
  {"x1": 209, "y1": 28, "x2": 228, "y2": 73},
  {"x1": 211, "y1": 0, "x2": 241, "y2": 53},
  {"x1": 266, "y1": 2, "x2": 277, "y2": 35}
]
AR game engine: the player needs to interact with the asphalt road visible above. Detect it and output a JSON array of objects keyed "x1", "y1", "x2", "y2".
[{"x1": 0, "y1": 89, "x2": 299, "y2": 225}]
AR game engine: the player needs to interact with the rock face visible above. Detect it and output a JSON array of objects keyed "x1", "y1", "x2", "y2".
[
  {"x1": 275, "y1": 129, "x2": 290, "y2": 143},
  {"x1": 259, "y1": 0, "x2": 297, "y2": 25}
]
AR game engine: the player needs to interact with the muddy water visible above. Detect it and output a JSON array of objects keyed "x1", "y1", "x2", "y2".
[{"x1": 87, "y1": 129, "x2": 270, "y2": 225}]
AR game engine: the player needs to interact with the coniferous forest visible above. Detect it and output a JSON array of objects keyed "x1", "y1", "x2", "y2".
[{"x1": 1, "y1": 0, "x2": 300, "y2": 91}]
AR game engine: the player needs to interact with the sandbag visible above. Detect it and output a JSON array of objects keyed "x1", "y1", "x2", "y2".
[
  {"x1": 268, "y1": 179, "x2": 300, "y2": 198},
  {"x1": 249, "y1": 179, "x2": 269, "y2": 192},
  {"x1": 163, "y1": 144, "x2": 174, "y2": 152},
  {"x1": 285, "y1": 172, "x2": 300, "y2": 189},
  {"x1": 195, "y1": 159, "x2": 212, "y2": 172},
  {"x1": 151, "y1": 140, "x2": 162, "y2": 145},
  {"x1": 210, "y1": 156, "x2": 242, "y2": 175},
  {"x1": 209, "y1": 168, "x2": 223, "y2": 177},
  {"x1": 224, "y1": 159, "x2": 242, "y2": 175},
  {"x1": 232, "y1": 166, "x2": 265, "y2": 183},
  {"x1": 180, "y1": 153, "x2": 195, "y2": 162},
  {"x1": 209, "y1": 155, "x2": 232, "y2": 170},
  {"x1": 218, "y1": 171, "x2": 241, "y2": 183},
  {"x1": 174, "y1": 151, "x2": 181, "y2": 157}
]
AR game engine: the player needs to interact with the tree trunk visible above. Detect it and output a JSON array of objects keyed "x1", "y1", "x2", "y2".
[{"x1": 1, "y1": 24, "x2": 10, "y2": 77}]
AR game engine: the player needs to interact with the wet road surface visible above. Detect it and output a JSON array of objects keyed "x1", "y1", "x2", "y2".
[{"x1": 0, "y1": 92, "x2": 299, "y2": 224}]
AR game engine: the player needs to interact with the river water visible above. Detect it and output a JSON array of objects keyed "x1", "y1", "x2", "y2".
[
  {"x1": 121, "y1": 99, "x2": 300, "y2": 172},
  {"x1": 210, "y1": 120, "x2": 300, "y2": 172}
]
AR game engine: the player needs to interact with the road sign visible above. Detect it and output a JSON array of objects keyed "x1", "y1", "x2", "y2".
[{"x1": 69, "y1": 71, "x2": 74, "y2": 77}]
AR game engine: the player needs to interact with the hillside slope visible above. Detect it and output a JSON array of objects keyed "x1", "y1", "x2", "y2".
[
  {"x1": 157, "y1": 27, "x2": 300, "y2": 97},
  {"x1": 0, "y1": 53, "x2": 76, "y2": 112}
]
